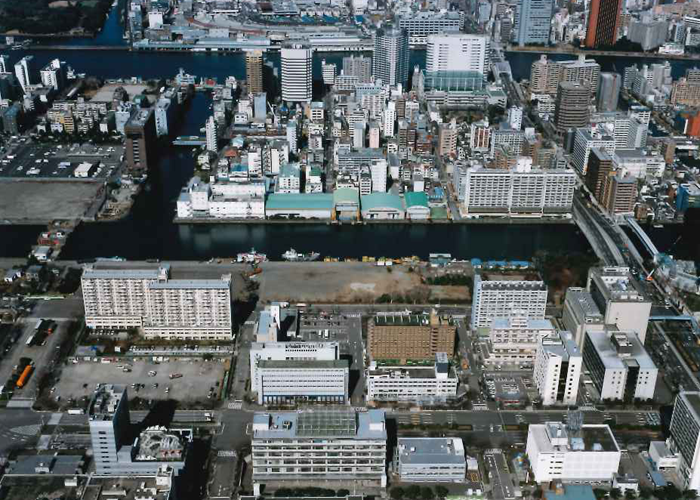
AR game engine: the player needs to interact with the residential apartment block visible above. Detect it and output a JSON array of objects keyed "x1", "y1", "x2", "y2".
[
  {"x1": 81, "y1": 265, "x2": 233, "y2": 340},
  {"x1": 368, "y1": 311, "x2": 455, "y2": 362},
  {"x1": 252, "y1": 410, "x2": 388, "y2": 487},
  {"x1": 483, "y1": 315, "x2": 556, "y2": 366},
  {"x1": 667, "y1": 392, "x2": 700, "y2": 491},
  {"x1": 471, "y1": 274, "x2": 548, "y2": 329}
]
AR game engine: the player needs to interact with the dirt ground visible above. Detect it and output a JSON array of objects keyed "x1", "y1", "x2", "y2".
[
  {"x1": 0, "y1": 181, "x2": 103, "y2": 223},
  {"x1": 252, "y1": 262, "x2": 423, "y2": 303}
]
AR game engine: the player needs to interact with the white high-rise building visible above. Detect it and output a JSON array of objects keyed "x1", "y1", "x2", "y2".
[
  {"x1": 533, "y1": 331, "x2": 582, "y2": 406},
  {"x1": 471, "y1": 274, "x2": 548, "y2": 329},
  {"x1": 0, "y1": 55, "x2": 9, "y2": 73},
  {"x1": 281, "y1": 44, "x2": 312, "y2": 104},
  {"x1": 368, "y1": 121, "x2": 380, "y2": 149},
  {"x1": 205, "y1": 116, "x2": 218, "y2": 152},
  {"x1": 321, "y1": 59, "x2": 336, "y2": 85},
  {"x1": 667, "y1": 392, "x2": 700, "y2": 491},
  {"x1": 383, "y1": 102, "x2": 396, "y2": 137},
  {"x1": 486, "y1": 314, "x2": 556, "y2": 366},
  {"x1": 507, "y1": 106, "x2": 523, "y2": 130},
  {"x1": 582, "y1": 328, "x2": 657, "y2": 402},
  {"x1": 353, "y1": 121, "x2": 366, "y2": 148},
  {"x1": 286, "y1": 120, "x2": 298, "y2": 154},
  {"x1": 40, "y1": 59, "x2": 65, "y2": 91},
  {"x1": 426, "y1": 34, "x2": 490, "y2": 78},
  {"x1": 370, "y1": 159, "x2": 388, "y2": 192},
  {"x1": 14, "y1": 56, "x2": 35, "y2": 92}
]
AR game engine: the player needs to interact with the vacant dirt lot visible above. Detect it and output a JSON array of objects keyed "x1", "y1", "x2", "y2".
[
  {"x1": 0, "y1": 181, "x2": 103, "y2": 223},
  {"x1": 253, "y1": 262, "x2": 423, "y2": 303}
]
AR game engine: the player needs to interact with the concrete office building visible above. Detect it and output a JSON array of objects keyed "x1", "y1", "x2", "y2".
[
  {"x1": 368, "y1": 311, "x2": 455, "y2": 362},
  {"x1": 398, "y1": 11, "x2": 462, "y2": 39},
  {"x1": 281, "y1": 44, "x2": 313, "y2": 104},
  {"x1": 394, "y1": 438, "x2": 466, "y2": 482},
  {"x1": 562, "y1": 288, "x2": 605, "y2": 347},
  {"x1": 534, "y1": 331, "x2": 583, "y2": 406},
  {"x1": 366, "y1": 353, "x2": 458, "y2": 402},
  {"x1": 426, "y1": 34, "x2": 490, "y2": 79},
  {"x1": 438, "y1": 120, "x2": 458, "y2": 156},
  {"x1": 81, "y1": 265, "x2": 233, "y2": 340},
  {"x1": 555, "y1": 82, "x2": 591, "y2": 133},
  {"x1": 89, "y1": 385, "x2": 190, "y2": 476},
  {"x1": 602, "y1": 174, "x2": 637, "y2": 216},
  {"x1": 587, "y1": 267, "x2": 651, "y2": 343},
  {"x1": 343, "y1": 55, "x2": 373, "y2": 83},
  {"x1": 484, "y1": 315, "x2": 556, "y2": 366},
  {"x1": 597, "y1": 73, "x2": 621, "y2": 112},
  {"x1": 471, "y1": 274, "x2": 548, "y2": 329},
  {"x1": 124, "y1": 108, "x2": 156, "y2": 170},
  {"x1": 628, "y1": 18, "x2": 669, "y2": 52},
  {"x1": 585, "y1": 0, "x2": 623, "y2": 48},
  {"x1": 252, "y1": 409, "x2": 388, "y2": 487},
  {"x1": 527, "y1": 422, "x2": 621, "y2": 483},
  {"x1": 373, "y1": 26, "x2": 409, "y2": 87},
  {"x1": 246, "y1": 50, "x2": 264, "y2": 94},
  {"x1": 582, "y1": 328, "x2": 658, "y2": 401},
  {"x1": 249, "y1": 341, "x2": 339, "y2": 392},
  {"x1": 513, "y1": 0, "x2": 555, "y2": 46},
  {"x1": 585, "y1": 148, "x2": 615, "y2": 201},
  {"x1": 254, "y1": 359, "x2": 349, "y2": 405},
  {"x1": 571, "y1": 129, "x2": 616, "y2": 174},
  {"x1": 667, "y1": 392, "x2": 700, "y2": 491}
]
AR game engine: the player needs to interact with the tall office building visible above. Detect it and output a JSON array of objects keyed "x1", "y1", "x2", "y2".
[
  {"x1": 597, "y1": 72, "x2": 621, "y2": 112},
  {"x1": 586, "y1": 148, "x2": 614, "y2": 200},
  {"x1": 471, "y1": 274, "x2": 548, "y2": 329},
  {"x1": 246, "y1": 50, "x2": 264, "y2": 95},
  {"x1": 426, "y1": 34, "x2": 490, "y2": 79},
  {"x1": 0, "y1": 55, "x2": 8, "y2": 73},
  {"x1": 205, "y1": 115, "x2": 218, "y2": 152},
  {"x1": 14, "y1": 56, "x2": 35, "y2": 92},
  {"x1": 89, "y1": 385, "x2": 131, "y2": 475},
  {"x1": 281, "y1": 44, "x2": 312, "y2": 104},
  {"x1": 321, "y1": 59, "x2": 337, "y2": 86},
  {"x1": 668, "y1": 392, "x2": 700, "y2": 491},
  {"x1": 373, "y1": 26, "x2": 410, "y2": 87},
  {"x1": 39, "y1": 59, "x2": 66, "y2": 91},
  {"x1": 554, "y1": 82, "x2": 591, "y2": 133},
  {"x1": 533, "y1": 331, "x2": 582, "y2": 406},
  {"x1": 343, "y1": 55, "x2": 373, "y2": 83},
  {"x1": 124, "y1": 108, "x2": 156, "y2": 170},
  {"x1": 513, "y1": 0, "x2": 555, "y2": 46},
  {"x1": 438, "y1": 120, "x2": 458, "y2": 156},
  {"x1": 584, "y1": 0, "x2": 623, "y2": 48}
]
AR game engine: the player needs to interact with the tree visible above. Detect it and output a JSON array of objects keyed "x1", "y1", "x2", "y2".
[
  {"x1": 391, "y1": 487, "x2": 405, "y2": 500},
  {"x1": 420, "y1": 486, "x2": 434, "y2": 500},
  {"x1": 534, "y1": 489, "x2": 544, "y2": 499},
  {"x1": 666, "y1": 485, "x2": 684, "y2": 500},
  {"x1": 435, "y1": 486, "x2": 449, "y2": 499},
  {"x1": 610, "y1": 488, "x2": 622, "y2": 499},
  {"x1": 625, "y1": 490, "x2": 637, "y2": 500},
  {"x1": 639, "y1": 487, "x2": 653, "y2": 500},
  {"x1": 684, "y1": 491, "x2": 698, "y2": 500},
  {"x1": 405, "y1": 485, "x2": 422, "y2": 500},
  {"x1": 593, "y1": 489, "x2": 608, "y2": 500}
]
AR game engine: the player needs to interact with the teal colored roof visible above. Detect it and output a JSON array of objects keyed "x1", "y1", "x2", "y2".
[
  {"x1": 404, "y1": 191, "x2": 429, "y2": 208},
  {"x1": 361, "y1": 193, "x2": 404, "y2": 212},
  {"x1": 266, "y1": 193, "x2": 333, "y2": 210},
  {"x1": 545, "y1": 486, "x2": 596, "y2": 500},
  {"x1": 279, "y1": 163, "x2": 300, "y2": 178},
  {"x1": 333, "y1": 188, "x2": 360, "y2": 205}
]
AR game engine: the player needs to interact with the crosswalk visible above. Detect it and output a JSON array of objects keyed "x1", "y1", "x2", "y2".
[
  {"x1": 217, "y1": 450, "x2": 237, "y2": 458},
  {"x1": 10, "y1": 424, "x2": 41, "y2": 437},
  {"x1": 227, "y1": 401, "x2": 243, "y2": 410}
]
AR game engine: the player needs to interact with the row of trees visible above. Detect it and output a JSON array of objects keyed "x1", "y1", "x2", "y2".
[
  {"x1": 390, "y1": 486, "x2": 450, "y2": 500},
  {"x1": 0, "y1": 0, "x2": 113, "y2": 34}
]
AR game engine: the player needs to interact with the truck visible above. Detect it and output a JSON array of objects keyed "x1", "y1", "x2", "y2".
[
  {"x1": 16, "y1": 365, "x2": 33, "y2": 388},
  {"x1": 169, "y1": 373, "x2": 183, "y2": 380},
  {"x1": 67, "y1": 408, "x2": 85, "y2": 415},
  {"x1": 26, "y1": 335, "x2": 35, "y2": 347}
]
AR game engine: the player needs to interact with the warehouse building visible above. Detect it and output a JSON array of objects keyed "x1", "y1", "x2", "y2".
[
  {"x1": 265, "y1": 193, "x2": 334, "y2": 219},
  {"x1": 360, "y1": 193, "x2": 405, "y2": 220}
]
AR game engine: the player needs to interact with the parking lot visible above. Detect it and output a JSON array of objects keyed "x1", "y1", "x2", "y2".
[
  {"x1": 54, "y1": 358, "x2": 227, "y2": 408},
  {"x1": 0, "y1": 142, "x2": 122, "y2": 179},
  {"x1": 481, "y1": 373, "x2": 531, "y2": 407}
]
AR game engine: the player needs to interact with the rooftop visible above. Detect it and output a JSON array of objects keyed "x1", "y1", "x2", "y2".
[
  {"x1": 148, "y1": 277, "x2": 230, "y2": 290},
  {"x1": 134, "y1": 426, "x2": 190, "y2": 463},
  {"x1": 88, "y1": 384, "x2": 126, "y2": 421},
  {"x1": 585, "y1": 328, "x2": 656, "y2": 370},
  {"x1": 252, "y1": 409, "x2": 386, "y2": 440},
  {"x1": 266, "y1": 193, "x2": 334, "y2": 210},
  {"x1": 532, "y1": 422, "x2": 620, "y2": 453},
  {"x1": 82, "y1": 265, "x2": 170, "y2": 281},
  {"x1": 565, "y1": 288, "x2": 604, "y2": 320},
  {"x1": 545, "y1": 485, "x2": 597, "y2": 500},
  {"x1": 257, "y1": 359, "x2": 349, "y2": 370},
  {"x1": 397, "y1": 437, "x2": 465, "y2": 465},
  {"x1": 361, "y1": 193, "x2": 404, "y2": 212}
]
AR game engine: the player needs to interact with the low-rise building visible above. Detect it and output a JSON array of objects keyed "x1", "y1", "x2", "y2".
[
  {"x1": 526, "y1": 422, "x2": 621, "y2": 483},
  {"x1": 252, "y1": 409, "x2": 388, "y2": 487},
  {"x1": 360, "y1": 193, "x2": 405, "y2": 220},
  {"x1": 366, "y1": 353, "x2": 457, "y2": 402},
  {"x1": 405, "y1": 192, "x2": 431, "y2": 220},
  {"x1": 562, "y1": 288, "x2": 605, "y2": 347},
  {"x1": 394, "y1": 437, "x2": 466, "y2": 482},
  {"x1": 483, "y1": 315, "x2": 556, "y2": 366},
  {"x1": 253, "y1": 359, "x2": 349, "y2": 405}
]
